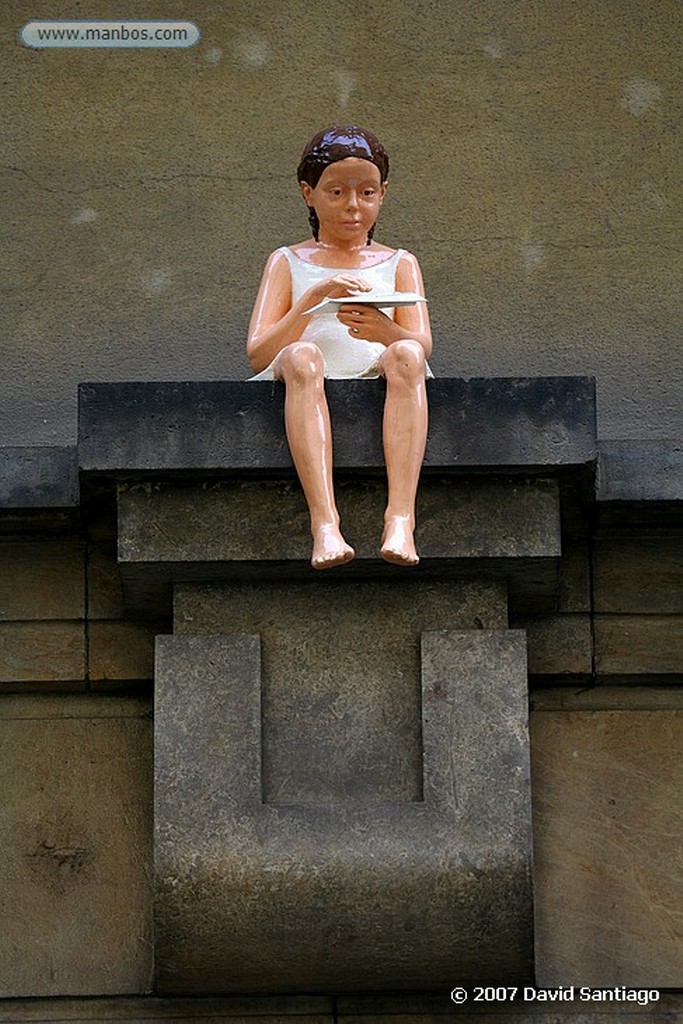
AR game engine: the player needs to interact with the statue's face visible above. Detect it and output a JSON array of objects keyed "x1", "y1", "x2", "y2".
[{"x1": 300, "y1": 157, "x2": 387, "y2": 244}]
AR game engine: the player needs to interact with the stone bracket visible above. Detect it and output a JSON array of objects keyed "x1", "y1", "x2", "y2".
[{"x1": 154, "y1": 629, "x2": 532, "y2": 994}]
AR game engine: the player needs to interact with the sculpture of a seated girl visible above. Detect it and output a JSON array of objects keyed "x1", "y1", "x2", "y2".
[{"x1": 247, "y1": 125, "x2": 432, "y2": 569}]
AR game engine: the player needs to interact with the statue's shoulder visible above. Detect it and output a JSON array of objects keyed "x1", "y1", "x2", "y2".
[
  {"x1": 261, "y1": 247, "x2": 293, "y2": 275},
  {"x1": 393, "y1": 248, "x2": 422, "y2": 272},
  {"x1": 266, "y1": 245, "x2": 291, "y2": 262}
]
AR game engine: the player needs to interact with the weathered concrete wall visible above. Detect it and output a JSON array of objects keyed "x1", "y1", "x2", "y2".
[{"x1": 2, "y1": 0, "x2": 681, "y2": 445}]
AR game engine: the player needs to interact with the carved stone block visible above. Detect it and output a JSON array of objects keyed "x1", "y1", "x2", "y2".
[{"x1": 154, "y1": 627, "x2": 532, "y2": 993}]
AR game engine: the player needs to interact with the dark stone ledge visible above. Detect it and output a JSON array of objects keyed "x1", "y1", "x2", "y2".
[
  {"x1": 78, "y1": 377, "x2": 597, "y2": 475},
  {"x1": 0, "y1": 446, "x2": 78, "y2": 509},
  {"x1": 598, "y1": 440, "x2": 683, "y2": 502},
  {"x1": 596, "y1": 440, "x2": 683, "y2": 526}
]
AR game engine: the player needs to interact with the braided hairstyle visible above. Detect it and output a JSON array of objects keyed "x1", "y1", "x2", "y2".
[{"x1": 297, "y1": 125, "x2": 389, "y2": 245}]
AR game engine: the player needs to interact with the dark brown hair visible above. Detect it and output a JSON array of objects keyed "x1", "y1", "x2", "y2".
[{"x1": 297, "y1": 125, "x2": 390, "y2": 243}]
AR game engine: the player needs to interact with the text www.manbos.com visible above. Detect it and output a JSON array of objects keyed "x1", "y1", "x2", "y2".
[{"x1": 20, "y1": 21, "x2": 200, "y2": 49}]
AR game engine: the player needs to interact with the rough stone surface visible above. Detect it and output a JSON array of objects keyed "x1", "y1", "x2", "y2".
[
  {"x1": 154, "y1": 629, "x2": 532, "y2": 993},
  {"x1": 117, "y1": 477, "x2": 561, "y2": 614},
  {"x1": 513, "y1": 614, "x2": 592, "y2": 677},
  {"x1": 531, "y1": 710, "x2": 683, "y2": 987},
  {"x1": 119, "y1": 478, "x2": 560, "y2": 562},
  {"x1": 0, "y1": 696, "x2": 153, "y2": 996},
  {"x1": 78, "y1": 378, "x2": 596, "y2": 473}
]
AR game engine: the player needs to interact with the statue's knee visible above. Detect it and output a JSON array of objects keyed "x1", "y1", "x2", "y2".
[
  {"x1": 382, "y1": 340, "x2": 426, "y2": 381},
  {"x1": 277, "y1": 342, "x2": 325, "y2": 384}
]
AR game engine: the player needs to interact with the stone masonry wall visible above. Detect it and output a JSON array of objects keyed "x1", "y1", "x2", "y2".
[{"x1": 0, "y1": 500, "x2": 681, "y2": 1001}]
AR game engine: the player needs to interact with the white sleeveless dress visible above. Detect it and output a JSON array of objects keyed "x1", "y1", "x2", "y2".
[{"x1": 249, "y1": 246, "x2": 431, "y2": 380}]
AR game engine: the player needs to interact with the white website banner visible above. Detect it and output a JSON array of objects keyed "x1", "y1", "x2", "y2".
[{"x1": 20, "y1": 20, "x2": 200, "y2": 49}]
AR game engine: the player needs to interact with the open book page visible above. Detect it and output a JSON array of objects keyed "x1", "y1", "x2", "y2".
[{"x1": 303, "y1": 291, "x2": 427, "y2": 315}]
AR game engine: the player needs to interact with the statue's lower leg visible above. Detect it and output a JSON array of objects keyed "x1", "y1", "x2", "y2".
[
  {"x1": 379, "y1": 341, "x2": 428, "y2": 566},
  {"x1": 276, "y1": 343, "x2": 354, "y2": 570}
]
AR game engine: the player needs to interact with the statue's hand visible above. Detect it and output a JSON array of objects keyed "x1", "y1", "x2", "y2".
[
  {"x1": 337, "y1": 304, "x2": 401, "y2": 346},
  {"x1": 305, "y1": 275, "x2": 372, "y2": 305}
]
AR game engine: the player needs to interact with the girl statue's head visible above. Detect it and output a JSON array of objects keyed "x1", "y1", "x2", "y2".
[{"x1": 297, "y1": 125, "x2": 390, "y2": 243}]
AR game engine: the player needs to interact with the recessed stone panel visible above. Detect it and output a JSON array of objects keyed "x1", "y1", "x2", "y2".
[
  {"x1": 88, "y1": 620, "x2": 156, "y2": 681},
  {"x1": 87, "y1": 545, "x2": 125, "y2": 619},
  {"x1": 174, "y1": 580, "x2": 507, "y2": 806},
  {"x1": 557, "y1": 540, "x2": 592, "y2": 613},
  {"x1": 513, "y1": 614, "x2": 592, "y2": 676},
  {"x1": 593, "y1": 533, "x2": 683, "y2": 613}
]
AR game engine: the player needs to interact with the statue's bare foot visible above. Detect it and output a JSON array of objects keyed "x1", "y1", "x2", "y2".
[
  {"x1": 381, "y1": 516, "x2": 419, "y2": 566},
  {"x1": 311, "y1": 524, "x2": 355, "y2": 570}
]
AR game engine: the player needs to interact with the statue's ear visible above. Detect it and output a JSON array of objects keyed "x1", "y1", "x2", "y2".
[
  {"x1": 379, "y1": 181, "x2": 388, "y2": 204},
  {"x1": 300, "y1": 181, "x2": 314, "y2": 206}
]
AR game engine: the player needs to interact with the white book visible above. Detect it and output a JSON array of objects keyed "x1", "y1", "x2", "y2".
[{"x1": 303, "y1": 291, "x2": 427, "y2": 315}]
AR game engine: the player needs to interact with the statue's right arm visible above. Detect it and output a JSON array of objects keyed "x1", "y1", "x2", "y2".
[
  {"x1": 246, "y1": 251, "x2": 300, "y2": 374},
  {"x1": 246, "y1": 251, "x2": 373, "y2": 373}
]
